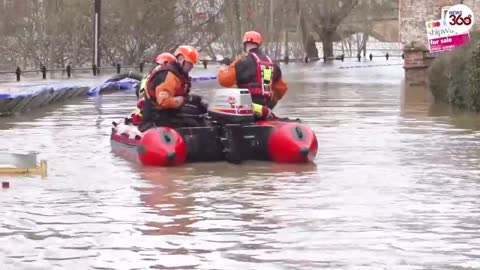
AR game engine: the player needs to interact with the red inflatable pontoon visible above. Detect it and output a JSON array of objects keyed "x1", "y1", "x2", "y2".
[
  {"x1": 110, "y1": 88, "x2": 318, "y2": 166},
  {"x1": 111, "y1": 125, "x2": 187, "y2": 167},
  {"x1": 257, "y1": 120, "x2": 318, "y2": 163}
]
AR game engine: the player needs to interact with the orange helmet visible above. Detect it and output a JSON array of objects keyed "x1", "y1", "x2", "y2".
[
  {"x1": 153, "y1": 52, "x2": 175, "y2": 65},
  {"x1": 174, "y1": 45, "x2": 199, "y2": 64},
  {"x1": 243, "y1": 31, "x2": 262, "y2": 46}
]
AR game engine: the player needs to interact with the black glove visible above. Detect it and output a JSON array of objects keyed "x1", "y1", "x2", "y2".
[
  {"x1": 199, "y1": 101, "x2": 208, "y2": 113},
  {"x1": 186, "y1": 94, "x2": 202, "y2": 105},
  {"x1": 220, "y1": 57, "x2": 232, "y2": 66},
  {"x1": 185, "y1": 77, "x2": 192, "y2": 95}
]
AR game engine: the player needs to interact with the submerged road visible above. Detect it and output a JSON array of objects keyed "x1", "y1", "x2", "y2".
[
  {"x1": 1, "y1": 59, "x2": 480, "y2": 269},
  {"x1": 0, "y1": 66, "x2": 222, "y2": 94}
]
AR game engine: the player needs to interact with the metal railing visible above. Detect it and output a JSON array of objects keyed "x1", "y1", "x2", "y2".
[
  {"x1": 0, "y1": 53, "x2": 405, "y2": 82},
  {"x1": 0, "y1": 63, "x2": 156, "y2": 82}
]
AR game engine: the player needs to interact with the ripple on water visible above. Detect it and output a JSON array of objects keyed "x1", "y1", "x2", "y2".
[{"x1": 1, "y1": 65, "x2": 480, "y2": 269}]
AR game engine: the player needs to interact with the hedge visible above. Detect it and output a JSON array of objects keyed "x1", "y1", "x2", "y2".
[{"x1": 429, "y1": 31, "x2": 480, "y2": 111}]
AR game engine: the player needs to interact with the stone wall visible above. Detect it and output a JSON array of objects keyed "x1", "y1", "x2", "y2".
[
  {"x1": 399, "y1": 0, "x2": 480, "y2": 85},
  {"x1": 400, "y1": 0, "x2": 480, "y2": 48},
  {"x1": 460, "y1": 0, "x2": 480, "y2": 32}
]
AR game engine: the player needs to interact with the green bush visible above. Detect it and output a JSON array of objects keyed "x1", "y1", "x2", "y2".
[
  {"x1": 466, "y1": 41, "x2": 480, "y2": 111},
  {"x1": 429, "y1": 31, "x2": 480, "y2": 111},
  {"x1": 429, "y1": 51, "x2": 452, "y2": 102}
]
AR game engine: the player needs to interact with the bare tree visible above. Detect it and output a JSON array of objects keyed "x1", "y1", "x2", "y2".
[
  {"x1": 0, "y1": 0, "x2": 92, "y2": 69},
  {"x1": 2, "y1": 0, "x2": 398, "y2": 70},
  {"x1": 99, "y1": 0, "x2": 177, "y2": 66},
  {"x1": 338, "y1": 0, "x2": 398, "y2": 56},
  {"x1": 174, "y1": 0, "x2": 225, "y2": 57},
  {"x1": 219, "y1": 0, "x2": 295, "y2": 60},
  {"x1": 301, "y1": 0, "x2": 360, "y2": 60}
]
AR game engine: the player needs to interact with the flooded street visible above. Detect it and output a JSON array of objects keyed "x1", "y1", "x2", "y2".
[{"x1": 1, "y1": 60, "x2": 480, "y2": 269}]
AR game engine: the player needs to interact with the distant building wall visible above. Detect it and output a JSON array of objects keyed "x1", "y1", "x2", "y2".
[{"x1": 399, "y1": 0, "x2": 480, "y2": 85}]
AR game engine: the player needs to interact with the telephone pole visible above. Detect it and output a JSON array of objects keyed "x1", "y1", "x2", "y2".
[{"x1": 93, "y1": 0, "x2": 102, "y2": 72}]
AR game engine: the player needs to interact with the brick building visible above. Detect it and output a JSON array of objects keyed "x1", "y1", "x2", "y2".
[{"x1": 400, "y1": 0, "x2": 480, "y2": 85}]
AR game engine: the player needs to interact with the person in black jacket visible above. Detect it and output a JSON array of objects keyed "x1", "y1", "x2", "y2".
[{"x1": 217, "y1": 31, "x2": 288, "y2": 120}]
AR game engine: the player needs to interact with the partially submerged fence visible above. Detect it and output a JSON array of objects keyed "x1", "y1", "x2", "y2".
[{"x1": 0, "y1": 53, "x2": 404, "y2": 82}]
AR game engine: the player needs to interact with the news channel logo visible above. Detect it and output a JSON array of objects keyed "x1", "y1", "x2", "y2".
[{"x1": 444, "y1": 4, "x2": 475, "y2": 34}]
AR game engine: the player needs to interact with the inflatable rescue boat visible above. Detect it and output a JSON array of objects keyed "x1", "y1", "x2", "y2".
[{"x1": 110, "y1": 88, "x2": 318, "y2": 166}]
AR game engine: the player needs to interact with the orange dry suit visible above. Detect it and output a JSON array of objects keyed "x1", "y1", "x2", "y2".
[
  {"x1": 140, "y1": 62, "x2": 190, "y2": 129},
  {"x1": 217, "y1": 48, "x2": 288, "y2": 119}
]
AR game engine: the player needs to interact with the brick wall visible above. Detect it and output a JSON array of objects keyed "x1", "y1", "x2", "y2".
[
  {"x1": 399, "y1": 0, "x2": 480, "y2": 85},
  {"x1": 400, "y1": 0, "x2": 461, "y2": 48},
  {"x1": 464, "y1": 0, "x2": 480, "y2": 32}
]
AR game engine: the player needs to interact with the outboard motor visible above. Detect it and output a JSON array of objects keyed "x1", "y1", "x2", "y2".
[
  {"x1": 207, "y1": 88, "x2": 255, "y2": 124},
  {"x1": 206, "y1": 88, "x2": 255, "y2": 164}
]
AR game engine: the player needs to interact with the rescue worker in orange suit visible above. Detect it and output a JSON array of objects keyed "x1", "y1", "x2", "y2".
[
  {"x1": 136, "y1": 52, "x2": 177, "y2": 99},
  {"x1": 128, "y1": 52, "x2": 176, "y2": 126},
  {"x1": 217, "y1": 31, "x2": 288, "y2": 120},
  {"x1": 139, "y1": 45, "x2": 206, "y2": 131}
]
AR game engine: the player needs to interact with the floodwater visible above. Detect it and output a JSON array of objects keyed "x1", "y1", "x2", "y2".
[
  {"x1": 1, "y1": 59, "x2": 480, "y2": 269},
  {"x1": 0, "y1": 66, "x2": 220, "y2": 94}
]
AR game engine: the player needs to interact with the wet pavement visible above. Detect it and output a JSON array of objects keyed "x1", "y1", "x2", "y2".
[{"x1": 1, "y1": 59, "x2": 480, "y2": 269}]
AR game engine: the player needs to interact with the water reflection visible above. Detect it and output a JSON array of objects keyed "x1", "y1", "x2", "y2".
[
  {"x1": 400, "y1": 80, "x2": 434, "y2": 118},
  {"x1": 136, "y1": 166, "x2": 196, "y2": 236},
  {"x1": 93, "y1": 95, "x2": 105, "y2": 130},
  {"x1": 401, "y1": 79, "x2": 480, "y2": 131},
  {"x1": 133, "y1": 161, "x2": 317, "y2": 237},
  {"x1": 2, "y1": 62, "x2": 480, "y2": 269}
]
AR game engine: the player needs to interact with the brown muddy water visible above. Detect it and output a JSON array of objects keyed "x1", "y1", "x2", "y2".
[{"x1": 1, "y1": 60, "x2": 480, "y2": 270}]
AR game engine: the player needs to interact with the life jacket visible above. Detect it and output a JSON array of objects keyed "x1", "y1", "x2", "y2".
[
  {"x1": 237, "y1": 52, "x2": 275, "y2": 105},
  {"x1": 144, "y1": 63, "x2": 189, "y2": 103},
  {"x1": 129, "y1": 108, "x2": 143, "y2": 126},
  {"x1": 138, "y1": 76, "x2": 148, "y2": 95}
]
